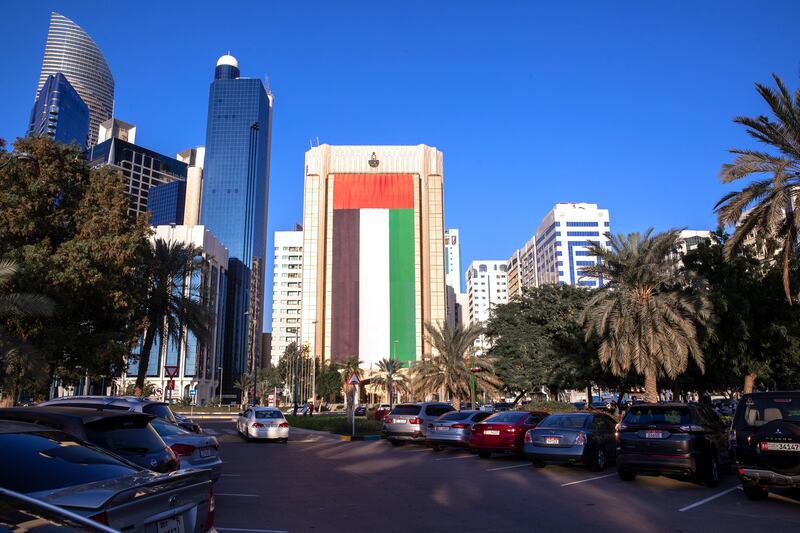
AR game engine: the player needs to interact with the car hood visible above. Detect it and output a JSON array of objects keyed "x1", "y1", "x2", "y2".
[{"x1": 29, "y1": 468, "x2": 212, "y2": 510}]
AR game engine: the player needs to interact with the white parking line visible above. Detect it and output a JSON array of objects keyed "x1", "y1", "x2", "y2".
[
  {"x1": 435, "y1": 454, "x2": 478, "y2": 461},
  {"x1": 217, "y1": 528, "x2": 289, "y2": 533},
  {"x1": 215, "y1": 493, "x2": 260, "y2": 497},
  {"x1": 560, "y1": 473, "x2": 617, "y2": 486},
  {"x1": 679, "y1": 486, "x2": 742, "y2": 512},
  {"x1": 486, "y1": 463, "x2": 530, "y2": 472}
]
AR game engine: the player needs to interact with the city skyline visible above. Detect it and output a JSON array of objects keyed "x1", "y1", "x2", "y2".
[{"x1": 3, "y1": 2, "x2": 800, "y2": 331}]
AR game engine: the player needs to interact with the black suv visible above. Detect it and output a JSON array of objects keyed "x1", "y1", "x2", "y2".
[
  {"x1": 616, "y1": 403, "x2": 730, "y2": 486},
  {"x1": 729, "y1": 391, "x2": 800, "y2": 500}
]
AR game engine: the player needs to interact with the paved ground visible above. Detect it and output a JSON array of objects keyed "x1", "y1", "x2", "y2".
[{"x1": 202, "y1": 421, "x2": 800, "y2": 533}]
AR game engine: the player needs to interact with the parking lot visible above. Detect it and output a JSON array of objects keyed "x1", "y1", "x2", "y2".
[{"x1": 203, "y1": 420, "x2": 800, "y2": 533}]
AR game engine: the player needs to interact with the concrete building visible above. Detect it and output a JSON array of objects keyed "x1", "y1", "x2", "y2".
[
  {"x1": 300, "y1": 145, "x2": 446, "y2": 368},
  {"x1": 120, "y1": 225, "x2": 228, "y2": 405},
  {"x1": 270, "y1": 230, "x2": 303, "y2": 365},
  {"x1": 177, "y1": 147, "x2": 205, "y2": 226},
  {"x1": 444, "y1": 229, "x2": 463, "y2": 327},
  {"x1": 535, "y1": 203, "x2": 611, "y2": 287},
  {"x1": 507, "y1": 235, "x2": 537, "y2": 298},
  {"x1": 677, "y1": 230, "x2": 713, "y2": 255},
  {"x1": 465, "y1": 260, "x2": 509, "y2": 325}
]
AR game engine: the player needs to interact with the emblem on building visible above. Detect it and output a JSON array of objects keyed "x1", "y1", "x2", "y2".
[{"x1": 368, "y1": 152, "x2": 380, "y2": 168}]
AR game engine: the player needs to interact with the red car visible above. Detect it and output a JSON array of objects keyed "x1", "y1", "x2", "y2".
[{"x1": 470, "y1": 411, "x2": 548, "y2": 458}]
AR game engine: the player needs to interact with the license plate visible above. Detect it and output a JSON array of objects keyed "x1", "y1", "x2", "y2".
[
  {"x1": 645, "y1": 431, "x2": 664, "y2": 439},
  {"x1": 199, "y1": 447, "x2": 211, "y2": 458},
  {"x1": 394, "y1": 419, "x2": 407, "y2": 424},
  {"x1": 545, "y1": 437, "x2": 560, "y2": 445},
  {"x1": 485, "y1": 430, "x2": 500, "y2": 435},
  {"x1": 436, "y1": 426, "x2": 449, "y2": 431},
  {"x1": 761, "y1": 442, "x2": 800, "y2": 452},
  {"x1": 157, "y1": 516, "x2": 184, "y2": 533}
]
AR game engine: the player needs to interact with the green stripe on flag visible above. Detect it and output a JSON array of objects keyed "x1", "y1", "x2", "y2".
[{"x1": 389, "y1": 209, "x2": 415, "y2": 363}]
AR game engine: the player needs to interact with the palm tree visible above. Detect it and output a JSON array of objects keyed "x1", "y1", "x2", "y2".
[
  {"x1": 370, "y1": 358, "x2": 409, "y2": 404},
  {"x1": 580, "y1": 230, "x2": 712, "y2": 403},
  {"x1": 415, "y1": 322, "x2": 502, "y2": 409},
  {"x1": 0, "y1": 260, "x2": 54, "y2": 319},
  {"x1": 233, "y1": 372, "x2": 254, "y2": 406},
  {"x1": 715, "y1": 73, "x2": 800, "y2": 304},
  {"x1": 134, "y1": 239, "x2": 211, "y2": 394},
  {"x1": 337, "y1": 357, "x2": 362, "y2": 424}
]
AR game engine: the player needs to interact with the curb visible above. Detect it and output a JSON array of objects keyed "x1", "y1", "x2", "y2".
[{"x1": 339, "y1": 434, "x2": 384, "y2": 441}]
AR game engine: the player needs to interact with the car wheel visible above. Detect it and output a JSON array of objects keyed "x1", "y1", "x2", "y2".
[
  {"x1": 618, "y1": 468, "x2": 636, "y2": 481},
  {"x1": 743, "y1": 485, "x2": 769, "y2": 501},
  {"x1": 532, "y1": 459, "x2": 546, "y2": 468},
  {"x1": 478, "y1": 451, "x2": 491, "y2": 459},
  {"x1": 591, "y1": 448, "x2": 606, "y2": 472},
  {"x1": 390, "y1": 440, "x2": 405, "y2": 447},
  {"x1": 700, "y1": 453, "x2": 720, "y2": 487}
]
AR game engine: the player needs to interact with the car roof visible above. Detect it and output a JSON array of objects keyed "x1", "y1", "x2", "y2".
[
  {"x1": 252, "y1": 406, "x2": 281, "y2": 411},
  {"x1": 741, "y1": 391, "x2": 800, "y2": 399},
  {"x1": 0, "y1": 419, "x2": 51, "y2": 434},
  {"x1": 0, "y1": 406, "x2": 155, "y2": 426},
  {"x1": 45, "y1": 395, "x2": 165, "y2": 406}
]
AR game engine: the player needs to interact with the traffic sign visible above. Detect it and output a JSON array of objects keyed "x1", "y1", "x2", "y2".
[
  {"x1": 188, "y1": 389, "x2": 197, "y2": 397},
  {"x1": 348, "y1": 373, "x2": 361, "y2": 385},
  {"x1": 164, "y1": 366, "x2": 179, "y2": 378},
  {"x1": 166, "y1": 380, "x2": 175, "y2": 391}
]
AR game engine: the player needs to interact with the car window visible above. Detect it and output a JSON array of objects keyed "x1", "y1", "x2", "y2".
[
  {"x1": 255, "y1": 410, "x2": 284, "y2": 419},
  {"x1": 142, "y1": 403, "x2": 176, "y2": 423},
  {"x1": 85, "y1": 417, "x2": 166, "y2": 456},
  {"x1": 0, "y1": 431, "x2": 139, "y2": 493},
  {"x1": 425, "y1": 405, "x2": 454, "y2": 417},
  {"x1": 472, "y1": 412, "x2": 492, "y2": 423},
  {"x1": 150, "y1": 418, "x2": 190, "y2": 436},
  {"x1": 485, "y1": 412, "x2": 526, "y2": 424},
  {"x1": 525, "y1": 414, "x2": 545, "y2": 425},
  {"x1": 391, "y1": 405, "x2": 421, "y2": 416},
  {"x1": 540, "y1": 414, "x2": 588, "y2": 429},
  {"x1": 739, "y1": 396, "x2": 800, "y2": 427},
  {"x1": 624, "y1": 406, "x2": 692, "y2": 426},
  {"x1": 439, "y1": 411, "x2": 471, "y2": 421},
  {"x1": 47, "y1": 402, "x2": 130, "y2": 411},
  {"x1": 592, "y1": 416, "x2": 614, "y2": 432}
]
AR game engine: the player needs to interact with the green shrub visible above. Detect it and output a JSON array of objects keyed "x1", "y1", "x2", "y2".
[{"x1": 521, "y1": 401, "x2": 578, "y2": 413}]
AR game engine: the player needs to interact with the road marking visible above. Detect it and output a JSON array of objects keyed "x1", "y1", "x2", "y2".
[
  {"x1": 678, "y1": 486, "x2": 741, "y2": 512},
  {"x1": 435, "y1": 454, "x2": 478, "y2": 461},
  {"x1": 218, "y1": 528, "x2": 289, "y2": 533},
  {"x1": 215, "y1": 493, "x2": 260, "y2": 497},
  {"x1": 560, "y1": 473, "x2": 617, "y2": 486},
  {"x1": 486, "y1": 463, "x2": 530, "y2": 472}
]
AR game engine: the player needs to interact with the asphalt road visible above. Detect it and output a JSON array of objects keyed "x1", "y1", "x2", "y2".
[{"x1": 202, "y1": 421, "x2": 800, "y2": 533}]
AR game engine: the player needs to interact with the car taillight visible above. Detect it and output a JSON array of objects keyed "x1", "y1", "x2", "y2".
[
  {"x1": 409, "y1": 417, "x2": 422, "y2": 425},
  {"x1": 524, "y1": 431, "x2": 532, "y2": 443},
  {"x1": 451, "y1": 423, "x2": 468, "y2": 429},
  {"x1": 575, "y1": 431, "x2": 586, "y2": 445},
  {"x1": 89, "y1": 512, "x2": 108, "y2": 525},
  {"x1": 279, "y1": 422, "x2": 289, "y2": 428},
  {"x1": 759, "y1": 442, "x2": 769, "y2": 452},
  {"x1": 170, "y1": 443, "x2": 196, "y2": 457},
  {"x1": 204, "y1": 486, "x2": 215, "y2": 532},
  {"x1": 252, "y1": 422, "x2": 264, "y2": 428},
  {"x1": 505, "y1": 426, "x2": 517, "y2": 433}
]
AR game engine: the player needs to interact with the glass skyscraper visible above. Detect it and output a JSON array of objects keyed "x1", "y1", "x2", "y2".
[
  {"x1": 148, "y1": 181, "x2": 187, "y2": 226},
  {"x1": 28, "y1": 73, "x2": 90, "y2": 150},
  {"x1": 200, "y1": 54, "x2": 273, "y2": 394},
  {"x1": 36, "y1": 12, "x2": 114, "y2": 147}
]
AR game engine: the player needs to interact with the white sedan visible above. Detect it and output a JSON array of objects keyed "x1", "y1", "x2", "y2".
[{"x1": 237, "y1": 407, "x2": 290, "y2": 442}]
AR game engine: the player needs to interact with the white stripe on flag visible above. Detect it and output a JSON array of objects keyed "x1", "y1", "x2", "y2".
[{"x1": 359, "y1": 209, "x2": 390, "y2": 367}]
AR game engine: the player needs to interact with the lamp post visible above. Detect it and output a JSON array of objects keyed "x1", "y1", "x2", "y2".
[
  {"x1": 292, "y1": 330, "x2": 300, "y2": 415},
  {"x1": 217, "y1": 366, "x2": 223, "y2": 407},
  {"x1": 470, "y1": 352, "x2": 477, "y2": 410},
  {"x1": 389, "y1": 340, "x2": 397, "y2": 409}
]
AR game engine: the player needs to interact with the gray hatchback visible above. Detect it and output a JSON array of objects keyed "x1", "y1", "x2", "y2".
[
  {"x1": 426, "y1": 410, "x2": 492, "y2": 450},
  {"x1": 383, "y1": 402, "x2": 455, "y2": 446}
]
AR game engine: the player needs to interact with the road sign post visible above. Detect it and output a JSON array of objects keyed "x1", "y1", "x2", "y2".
[{"x1": 348, "y1": 374, "x2": 361, "y2": 437}]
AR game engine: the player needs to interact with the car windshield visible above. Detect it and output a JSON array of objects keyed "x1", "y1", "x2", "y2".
[
  {"x1": 0, "y1": 431, "x2": 138, "y2": 493},
  {"x1": 150, "y1": 418, "x2": 190, "y2": 436},
  {"x1": 391, "y1": 405, "x2": 421, "y2": 416},
  {"x1": 86, "y1": 417, "x2": 166, "y2": 456},
  {"x1": 142, "y1": 403, "x2": 177, "y2": 423},
  {"x1": 485, "y1": 412, "x2": 525, "y2": 424},
  {"x1": 255, "y1": 410, "x2": 284, "y2": 419},
  {"x1": 439, "y1": 411, "x2": 471, "y2": 421},
  {"x1": 624, "y1": 406, "x2": 692, "y2": 426},
  {"x1": 740, "y1": 396, "x2": 800, "y2": 427},
  {"x1": 540, "y1": 414, "x2": 589, "y2": 429}
]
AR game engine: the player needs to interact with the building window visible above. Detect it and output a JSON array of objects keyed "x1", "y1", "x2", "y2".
[
  {"x1": 566, "y1": 221, "x2": 599, "y2": 227},
  {"x1": 567, "y1": 231, "x2": 600, "y2": 237}
]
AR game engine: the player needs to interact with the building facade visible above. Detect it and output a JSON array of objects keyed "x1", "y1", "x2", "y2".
[
  {"x1": 148, "y1": 181, "x2": 187, "y2": 226},
  {"x1": 199, "y1": 54, "x2": 273, "y2": 393},
  {"x1": 121, "y1": 225, "x2": 228, "y2": 404},
  {"x1": 28, "y1": 73, "x2": 89, "y2": 149},
  {"x1": 270, "y1": 230, "x2": 303, "y2": 365},
  {"x1": 444, "y1": 229, "x2": 464, "y2": 327},
  {"x1": 87, "y1": 119, "x2": 187, "y2": 218},
  {"x1": 535, "y1": 203, "x2": 611, "y2": 287},
  {"x1": 300, "y1": 145, "x2": 446, "y2": 368},
  {"x1": 507, "y1": 235, "x2": 537, "y2": 298},
  {"x1": 465, "y1": 260, "x2": 509, "y2": 325},
  {"x1": 36, "y1": 12, "x2": 114, "y2": 146}
]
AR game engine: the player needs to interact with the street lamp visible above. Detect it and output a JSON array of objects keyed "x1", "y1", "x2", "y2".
[
  {"x1": 292, "y1": 330, "x2": 300, "y2": 415},
  {"x1": 389, "y1": 340, "x2": 398, "y2": 409},
  {"x1": 217, "y1": 366, "x2": 224, "y2": 407}
]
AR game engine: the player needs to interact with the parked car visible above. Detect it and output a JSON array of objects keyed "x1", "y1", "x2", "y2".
[
  {"x1": 493, "y1": 402, "x2": 512, "y2": 412},
  {"x1": 237, "y1": 407, "x2": 289, "y2": 442},
  {"x1": 354, "y1": 405, "x2": 367, "y2": 417},
  {"x1": 616, "y1": 403, "x2": 730, "y2": 486},
  {"x1": 374, "y1": 404, "x2": 392, "y2": 420},
  {"x1": 40, "y1": 396, "x2": 202, "y2": 433},
  {"x1": 730, "y1": 391, "x2": 800, "y2": 500},
  {"x1": 149, "y1": 418, "x2": 222, "y2": 481},
  {"x1": 383, "y1": 402, "x2": 456, "y2": 446},
  {"x1": 0, "y1": 419, "x2": 215, "y2": 533},
  {"x1": 0, "y1": 406, "x2": 179, "y2": 473},
  {"x1": 469, "y1": 411, "x2": 548, "y2": 458},
  {"x1": 0, "y1": 487, "x2": 118, "y2": 533},
  {"x1": 426, "y1": 410, "x2": 493, "y2": 450},
  {"x1": 713, "y1": 399, "x2": 737, "y2": 417},
  {"x1": 523, "y1": 412, "x2": 617, "y2": 471}
]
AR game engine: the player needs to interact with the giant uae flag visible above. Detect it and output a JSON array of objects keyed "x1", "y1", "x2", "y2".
[{"x1": 331, "y1": 173, "x2": 416, "y2": 365}]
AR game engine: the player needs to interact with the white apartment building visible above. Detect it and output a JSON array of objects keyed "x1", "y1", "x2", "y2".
[
  {"x1": 271, "y1": 230, "x2": 303, "y2": 365},
  {"x1": 535, "y1": 203, "x2": 611, "y2": 287},
  {"x1": 444, "y1": 229, "x2": 464, "y2": 327},
  {"x1": 507, "y1": 235, "x2": 537, "y2": 298},
  {"x1": 465, "y1": 260, "x2": 509, "y2": 323}
]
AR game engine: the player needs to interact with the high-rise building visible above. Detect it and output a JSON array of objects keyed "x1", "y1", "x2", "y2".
[
  {"x1": 121, "y1": 225, "x2": 228, "y2": 404},
  {"x1": 148, "y1": 181, "x2": 187, "y2": 226},
  {"x1": 465, "y1": 260, "x2": 509, "y2": 325},
  {"x1": 176, "y1": 147, "x2": 205, "y2": 226},
  {"x1": 200, "y1": 54, "x2": 273, "y2": 393},
  {"x1": 300, "y1": 145, "x2": 446, "y2": 368},
  {"x1": 444, "y1": 229, "x2": 463, "y2": 327},
  {"x1": 535, "y1": 203, "x2": 611, "y2": 287},
  {"x1": 270, "y1": 230, "x2": 303, "y2": 365},
  {"x1": 507, "y1": 235, "x2": 537, "y2": 298},
  {"x1": 36, "y1": 12, "x2": 114, "y2": 147},
  {"x1": 28, "y1": 73, "x2": 89, "y2": 149},
  {"x1": 87, "y1": 119, "x2": 187, "y2": 218}
]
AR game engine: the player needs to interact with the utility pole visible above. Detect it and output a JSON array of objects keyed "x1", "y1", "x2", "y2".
[
  {"x1": 390, "y1": 340, "x2": 397, "y2": 409},
  {"x1": 217, "y1": 366, "x2": 223, "y2": 407}
]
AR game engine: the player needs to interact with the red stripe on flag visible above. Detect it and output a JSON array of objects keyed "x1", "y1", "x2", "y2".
[{"x1": 333, "y1": 174, "x2": 414, "y2": 209}]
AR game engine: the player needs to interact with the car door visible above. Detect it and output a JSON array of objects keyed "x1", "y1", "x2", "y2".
[
  {"x1": 699, "y1": 405, "x2": 730, "y2": 462},
  {"x1": 592, "y1": 415, "x2": 616, "y2": 456}
]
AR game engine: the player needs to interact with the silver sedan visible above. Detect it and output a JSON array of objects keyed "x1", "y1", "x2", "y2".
[
  {"x1": 237, "y1": 407, "x2": 290, "y2": 442},
  {"x1": 426, "y1": 410, "x2": 493, "y2": 450},
  {"x1": 150, "y1": 418, "x2": 222, "y2": 482}
]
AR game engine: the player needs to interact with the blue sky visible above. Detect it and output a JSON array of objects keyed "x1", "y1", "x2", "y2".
[{"x1": 2, "y1": 1, "x2": 799, "y2": 330}]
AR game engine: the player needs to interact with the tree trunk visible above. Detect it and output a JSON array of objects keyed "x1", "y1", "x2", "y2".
[
  {"x1": 511, "y1": 389, "x2": 529, "y2": 407},
  {"x1": 643, "y1": 370, "x2": 658, "y2": 403},
  {"x1": 586, "y1": 384, "x2": 593, "y2": 406},
  {"x1": 671, "y1": 383, "x2": 681, "y2": 403},
  {"x1": 744, "y1": 373, "x2": 757, "y2": 394},
  {"x1": 616, "y1": 381, "x2": 627, "y2": 415},
  {"x1": 135, "y1": 324, "x2": 158, "y2": 395}
]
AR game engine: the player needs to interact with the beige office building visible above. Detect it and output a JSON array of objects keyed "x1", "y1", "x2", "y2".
[{"x1": 300, "y1": 145, "x2": 446, "y2": 368}]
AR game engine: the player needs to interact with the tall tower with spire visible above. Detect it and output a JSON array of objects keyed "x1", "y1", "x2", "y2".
[{"x1": 200, "y1": 53, "x2": 273, "y2": 396}]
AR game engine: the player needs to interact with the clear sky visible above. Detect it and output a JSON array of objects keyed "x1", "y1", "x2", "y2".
[{"x1": 2, "y1": 1, "x2": 799, "y2": 330}]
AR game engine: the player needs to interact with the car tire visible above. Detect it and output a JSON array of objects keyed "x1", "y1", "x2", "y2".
[
  {"x1": 618, "y1": 468, "x2": 636, "y2": 481},
  {"x1": 478, "y1": 451, "x2": 491, "y2": 459},
  {"x1": 390, "y1": 440, "x2": 405, "y2": 447},
  {"x1": 743, "y1": 485, "x2": 769, "y2": 501},
  {"x1": 700, "y1": 452, "x2": 720, "y2": 487},
  {"x1": 532, "y1": 459, "x2": 546, "y2": 468},
  {"x1": 591, "y1": 447, "x2": 606, "y2": 472}
]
